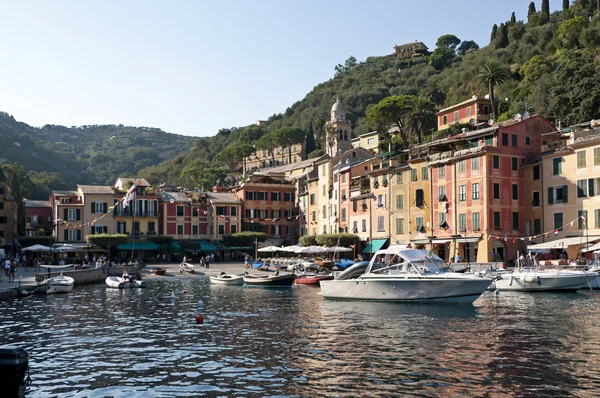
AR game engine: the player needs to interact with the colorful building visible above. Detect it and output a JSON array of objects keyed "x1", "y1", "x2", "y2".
[
  {"x1": 0, "y1": 182, "x2": 18, "y2": 252},
  {"x1": 436, "y1": 96, "x2": 493, "y2": 131},
  {"x1": 393, "y1": 41, "x2": 428, "y2": 59},
  {"x1": 51, "y1": 190, "x2": 84, "y2": 243},
  {"x1": 24, "y1": 200, "x2": 52, "y2": 237}
]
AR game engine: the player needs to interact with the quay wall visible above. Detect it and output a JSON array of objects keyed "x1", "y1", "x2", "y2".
[{"x1": 36, "y1": 266, "x2": 142, "y2": 284}]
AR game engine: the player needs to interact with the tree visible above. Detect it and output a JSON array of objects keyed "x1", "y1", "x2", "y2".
[
  {"x1": 216, "y1": 145, "x2": 241, "y2": 172},
  {"x1": 365, "y1": 95, "x2": 413, "y2": 148},
  {"x1": 528, "y1": 2, "x2": 537, "y2": 17},
  {"x1": 541, "y1": 0, "x2": 550, "y2": 24},
  {"x1": 508, "y1": 21, "x2": 526, "y2": 42},
  {"x1": 321, "y1": 125, "x2": 338, "y2": 156},
  {"x1": 237, "y1": 144, "x2": 255, "y2": 174},
  {"x1": 528, "y1": 2, "x2": 538, "y2": 25},
  {"x1": 1, "y1": 163, "x2": 34, "y2": 233},
  {"x1": 429, "y1": 34, "x2": 461, "y2": 70},
  {"x1": 436, "y1": 34, "x2": 461, "y2": 51},
  {"x1": 86, "y1": 234, "x2": 128, "y2": 263},
  {"x1": 557, "y1": 16, "x2": 587, "y2": 47},
  {"x1": 273, "y1": 126, "x2": 305, "y2": 164},
  {"x1": 424, "y1": 76, "x2": 447, "y2": 106},
  {"x1": 563, "y1": 0, "x2": 570, "y2": 10},
  {"x1": 334, "y1": 55, "x2": 359, "y2": 76},
  {"x1": 304, "y1": 121, "x2": 317, "y2": 157},
  {"x1": 510, "y1": 12, "x2": 517, "y2": 24},
  {"x1": 255, "y1": 132, "x2": 279, "y2": 166},
  {"x1": 490, "y1": 24, "x2": 498, "y2": 42},
  {"x1": 457, "y1": 40, "x2": 479, "y2": 55},
  {"x1": 477, "y1": 60, "x2": 510, "y2": 119},
  {"x1": 404, "y1": 95, "x2": 436, "y2": 144},
  {"x1": 495, "y1": 23, "x2": 509, "y2": 48}
]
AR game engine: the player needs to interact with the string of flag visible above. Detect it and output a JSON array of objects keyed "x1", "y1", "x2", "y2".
[{"x1": 487, "y1": 214, "x2": 587, "y2": 243}]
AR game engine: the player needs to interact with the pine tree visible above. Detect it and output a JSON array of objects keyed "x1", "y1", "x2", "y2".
[
  {"x1": 510, "y1": 12, "x2": 516, "y2": 25},
  {"x1": 490, "y1": 24, "x2": 498, "y2": 41},
  {"x1": 541, "y1": 0, "x2": 550, "y2": 24},
  {"x1": 495, "y1": 23, "x2": 509, "y2": 49},
  {"x1": 563, "y1": 0, "x2": 569, "y2": 10}
]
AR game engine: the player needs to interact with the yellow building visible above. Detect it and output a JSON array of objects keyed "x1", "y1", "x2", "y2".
[
  {"x1": 393, "y1": 41, "x2": 428, "y2": 59},
  {"x1": 77, "y1": 185, "x2": 115, "y2": 237},
  {"x1": 436, "y1": 96, "x2": 493, "y2": 131},
  {"x1": 389, "y1": 163, "x2": 411, "y2": 246},
  {"x1": 351, "y1": 130, "x2": 384, "y2": 154},
  {"x1": 51, "y1": 190, "x2": 84, "y2": 243},
  {"x1": 407, "y1": 148, "x2": 432, "y2": 249},
  {"x1": 113, "y1": 178, "x2": 159, "y2": 239}
]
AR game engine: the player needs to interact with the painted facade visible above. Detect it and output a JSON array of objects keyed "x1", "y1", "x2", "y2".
[
  {"x1": 436, "y1": 96, "x2": 493, "y2": 131},
  {"x1": 0, "y1": 182, "x2": 18, "y2": 249},
  {"x1": 393, "y1": 41, "x2": 428, "y2": 59},
  {"x1": 24, "y1": 200, "x2": 52, "y2": 237}
]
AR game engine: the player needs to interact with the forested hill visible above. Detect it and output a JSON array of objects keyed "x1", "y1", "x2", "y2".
[
  {"x1": 0, "y1": 112, "x2": 197, "y2": 198},
  {"x1": 139, "y1": 0, "x2": 600, "y2": 189}
]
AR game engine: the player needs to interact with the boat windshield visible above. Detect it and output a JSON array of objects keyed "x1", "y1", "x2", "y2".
[{"x1": 367, "y1": 249, "x2": 451, "y2": 275}]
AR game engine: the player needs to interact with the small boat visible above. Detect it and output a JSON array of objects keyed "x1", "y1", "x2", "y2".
[
  {"x1": 210, "y1": 272, "x2": 244, "y2": 285},
  {"x1": 314, "y1": 259, "x2": 334, "y2": 269},
  {"x1": 106, "y1": 273, "x2": 146, "y2": 288},
  {"x1": 151, "y1": 267, "x2": 166, "y2": 276},
  {"x1": 179, "y1": 262, "x2": 195, "y2": 274},
  {"x1": 36, "y1": 274, "x2": 75, "y2": 294},
  {"x1": 295, "y1": 273, "x2": 333, "y2": 285},
  {"x1": 243, "y1": 271, "x2": 295, "y2": 287}
]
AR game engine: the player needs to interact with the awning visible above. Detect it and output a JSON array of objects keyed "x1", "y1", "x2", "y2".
[
  {"x1": 410, "y1": 239, "x2": 430, "y2": 244},
  {"x1": 454, "y1": 237, "x2": 481, "y2": 243},
  {"x1": 168, "y1": 241, "x2": 216, "y2": 253},
  {"x1": 349, "y1": 193, "x2": 374, "y2": 201},
  {"x1": 528, "y1": 236, "x2": 598, "y2": 250},
  {"x1": 117, "y1": 242, "x2": 161, "y2": 250},
  {"x1": 212, "y1": 242, "x2": 228, "y2": 250},
  {"x1": 363, "y1": 238, "x2": 389, "y2": 254},
  {"x1": 581, "y1": 241, "x2": 600, "y2": 253},
  {"x1": 227, "y1": 246, "x2": 253, "y2": 250},
  {"x1": 431, "y1": 238, "x2": 452, "y2": 244},
  {"x1": 192, "y1": 240, "x2": 217, "y2": 252}
]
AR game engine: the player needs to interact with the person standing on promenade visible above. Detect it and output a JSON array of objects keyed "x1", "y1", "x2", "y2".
[
  {"x1": 244, "y1": 254, "x2": 249, "y2": 269},
  {"x1": 4, "y1": 258, "x2": 10, "y2": 277},
  {"x1": 9, "y1": 259, "x2": 16, "y2": 282}
]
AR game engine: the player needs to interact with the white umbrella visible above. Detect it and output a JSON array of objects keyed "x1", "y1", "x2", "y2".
[
  {"x1": 282, "y1": 245, "x2": 302, "y2": 252},
  {"x1": 326, "y1": 246, "x2": 352, "y2": 253},
  {"x1": 22, "y1": 244, "x2": 52, "y2": 252},
  {"x1": 295, "y1": 246, "x2": 327, "y2": 254},
  {"x1": 257, "y1": 245, "x2": 283, "y2": 253}
]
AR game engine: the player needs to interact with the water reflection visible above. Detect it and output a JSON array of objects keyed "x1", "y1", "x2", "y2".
[{"x1": 1, "y1": 282, "x2": 600, "y2": 396}]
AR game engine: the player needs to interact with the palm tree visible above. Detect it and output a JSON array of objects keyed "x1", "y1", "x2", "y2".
[
  {"x1": 424, "y1": 76, "x2": 447, "y2": 106},
  {"x1": 404, "y1": 95, "x2": 436, "y2": 144},
  {"x1": 477, "y1": 60, "x2": 510, "y2": 119}
]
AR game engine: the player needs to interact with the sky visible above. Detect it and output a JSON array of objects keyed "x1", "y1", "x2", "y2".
[{"x1": 0, "y1": 0, "x2": 561, "y2": 138}]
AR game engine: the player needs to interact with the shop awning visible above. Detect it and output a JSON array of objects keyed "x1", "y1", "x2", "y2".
[
  {"x1": 212, "y1": 242, "x2": 228, "y2": 250},
  {"x1": 431, "y1": 238, "x2": 453, "y2": 244},
  {"x1": 117, "y1": 242, "x2": 161, "y2": 250},
  {"x1": 363, "y1": 238, "x2": 389, "y2": 254},
  {"x1": 454, "y1": 237, "x2": 481, "y2": 243},
  {"x1": 410, "y1": 239, "x2": 430, "y2": 244},
  {"x1": 528, "y1": 237, "x2": 598, "y2": 250}
]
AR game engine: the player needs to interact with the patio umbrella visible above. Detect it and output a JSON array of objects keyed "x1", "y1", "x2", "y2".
[
  {"x1": 257, "y1": 245, "x2": 283, "y2": 258},
  {"x1": 326, "y1": 246, "x2": 352, "y2": 253},
  {"x1": 22, "y1": 244, "x2": 52, "y2": 252}
]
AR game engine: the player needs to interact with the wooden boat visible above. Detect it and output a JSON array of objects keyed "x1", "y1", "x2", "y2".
[
  {"x1": 36, "y1": 274, "x2": 75, "y2": 294},
  {"x1": 314, "y1": 259, "x2": 334, "y2": 269},
  {"x1": 151, "y1": 267, "x2": 166, "y2": 276},
  {"x1": 179, "y1": 262, "x2": 195, "y2": 274},
  {"x1": 295, "y1": 273, "x2": 333, "y2": 285},
  {"x1": 106, "y1": 274, "x2": 146, "y2": 288},
  {"x1": 210, "y1": 272, "x2": 244, "y2": 285},
  {"x1": 243, "y1": 271, "x2": 295, "y2": 287}
]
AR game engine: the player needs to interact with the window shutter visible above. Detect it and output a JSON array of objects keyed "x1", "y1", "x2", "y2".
[
  {"x1": 548, "y1": 188, "x2": 554, "y2": 204},
  {"x1": 64, "y1": 230, "x2": 68, "y2": 241},
  {"x1": 76, "y1": 209, "x2": 81, "y2": 220},
  {"x1": 589, "y1": 180, "x2": 595, "y2": 197},
  {"x1": 77, "y1": 230, "x2": 81, "y2": 241},
  {"x1": 103, "y1": 202, "x2": 108, "y2": 213},
  {"x1": 103, "y1": 226, "x2": 108, "y2": 233},
  {"x1": 563, "y1": 185, "x2": 568, "y2": 203},
  {"x1": 64, "y1": 209, "x2": 68, "y2": 220},
  {"x1": 91, "y1": 202, "x2": 96, "y2": 213}
]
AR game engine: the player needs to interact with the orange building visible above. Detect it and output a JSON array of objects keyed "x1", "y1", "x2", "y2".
[{"x1": 436, "y1": 96, "x2": 493, "y2": 131}]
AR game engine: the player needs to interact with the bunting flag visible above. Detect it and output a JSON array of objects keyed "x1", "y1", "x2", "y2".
[
  {"x1": 487, "y1": 214, "x2": 587, "y2": 242},
  {"x1": 554, "y1": 229, "x2": 559, "y2": 236},
  {"x1": 123, "y1": 183, "x2": 137, "y2": 208}
]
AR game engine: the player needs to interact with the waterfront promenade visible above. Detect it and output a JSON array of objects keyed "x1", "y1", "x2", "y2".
[{"x1": 0, "y1": 259, "x2": 250, "y2": 300}]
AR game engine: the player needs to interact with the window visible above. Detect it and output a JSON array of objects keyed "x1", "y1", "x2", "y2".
[
  {"x1": 512, "y1": 184, "x2": 518, "y2": 200},
  {"x1": 472, "y1": 157, "x2": 479, "y2": 170},
  {"x1": 493, "y1": 183, "x2": 500, "y2": 199},
  {"x1": 443, "y1": 115, "x2": 447, "y2": 124},
  {"x1": 595, "y1": 209, "x2": 600, "y2": 229},
  {"x1": 578, "y1": 179, "x2": 588, "y2": 197},
  {"x1": 459, "y1": 213, "x2": 466, "y2": 232},
  {"x1": 493, "y1": 156, "x2": 499, "y2": 169},
  {"x1": 192, "y1": 207, "x2": 199, "y2": 217},
  {"x1": 494, "y1": 212, "x2": 501, "y2": 229},
  {"x1": 177, "y1": 225, "x2": 183, "y2": 234},
  {"x1": 322, "y1": 185, "x2": 326, "y2": 197},
  {"x1": 377, "y1": 216, "x2": 385, "y2": 232},
  {"x1": 532, "y1": 191, "x2": 540, "y2": 207},
  {"x1": 502, "y1": 133, "x2": 508, "y2": 146},
  {"x1": 548, "y1": 185, "x2": 568, "y2": 204},
  {"x1": 578, "y1": 210, "x2": 588, "y2": 229},
  {"x1": 272, "y1": 209, "x2": 281, "y2": 219},
  {"x1": 485, "y1": 136, "x2": 493, "y2": 146},
  {"x1": 458, "y1": 160, "x2": 466, "y2": 173},
  {"x1": 216, "y1": 206, "x2": 226, "y2": 216},
  {"x1": 577, "y1": 151, "x2": 586, "y2": 168},
  {"x1": 512, "y1": 212, "x2": 519, "y2": 230},
  {"x1": 91, "y1": 202, "x2": 107, "y2": 214},
  {"x1": 311, "y1": 211, "x2": 316, "y2": 222},
  {"x1": 231, "y1": 207, "x2": 237, "y2": 216},
  {"x1": 512, "y1": 157, "x2": 518, "y2": 171},
  {"x1": 66, "y1": 230, "x2": 80, "y2": 241},
  {"x1": 595, "y1": 148, "x2": 600, "y2": 165},
  {"x1": 0, "y1": 203, "x2": 3, "y2": 210},
  {"x1": 353, "y1": 221, "x2": 358, "y2": 233},
  {"x1": 310, "y1": 194, "x2": 316, "y2": 205},
  {"x1": 438, "y1": 166, "x2": 445, "y2": 178},
  {"x1": 284, "y1": 192, "x2": 295, "y2": 202},
  {"x1": 91, "y1": 226, "x2": 108, "y2": 235},
  {"x1": 415, "y1": 189, "x2": 424, "y2": 207},
  {"x1": 352, "y1": 200, "x2": 357, "y2": 212},
  {"x1": 471, "y1": 183, "x2": 479, "y2": 199},
  {"x1": 192, "y1": 225, "x2": 198, "y2": 235},
  {"x1": 322, "y1": 205, "x2": 326, "y2": 218},
  {"x1": 218, "y1": 225, "x2": 225, "y2": 235},
  {"x1": 341, "y1": 208, "x2": 346, "y2": 222},
  {"x1": 473, "y1": 212, "x2": 480, "y2": 231},
  {"x1": 177, "y1": 206, "x2": 184, "y2": 216},
  {"x1": 341, "y1": 190, "x2": 346, "y2": 200},
  {"x1": 466, "y1": 107, "x2": 471, "y2": 117},
  {"x1": 0, "y1": 187, "x2": 3, "y2": 195},
  {"x1": 376, "y1": 194, "x2": 386, "y2": 207},
  {"x1": 411, "y1": 169, "x2": 417, "y2": 181},
  {"x1": 553, "y1": 158, "x2": 562, "y2": 175},
  {"x1": 454, "y1": 111, "x2": 459, "y2": 122},
  {"x1": 438, "y1": 186, "x2": 446, "y2": 200},
  {"x1": 439, "y1": 212, "x2": 447, "y2": 227},
  {"x1": 421, "y1": 167, "x2": 428, "y2": 180},
  {"x1": 148, "y1": 221, "x2": 155, "y2": 233},
  {"x1": 396, "y1": 194, "x2": 404, "y2": 209},
  {"x1": 459, "y1": 185, "x2": 466, "y2": 201},
  {"x1": 396, "y1": 218, "x2": 404, "y2": 234},
  {"x1": 397, "y1": 173, "x2": 403, "y2": 184},
  {"x1": 526, "y1": 136, "x2": 530, "y2": 145},
  {"x1": 554, "y1": 212, "x2": 564, "y2": 230},
  {"x1": 511, "y1": 134, "x2": 517, "y2": 147},
  {"x1": 67, "y1": 208, "x2": 79, "y2": 221},
  {"x1": 534, "y1": 219, "x2": 541, "y2": 234},
  {"x1": 271, "y1": 192, "x2": 281, "y2": 201},
  {"x1": 258, "y1": 192, "x2": 267, "y2": 201},
  {"x1": 533, "y1": 165, "x2": 540, "y2": 180},
  {"x1": 416, "y1": 216, "x2": 424, "y2": 232},
  {"x1": 362, "y1": 219, "x2": 367, "y2": 232},
  {"x1": 245, "y1": 191, "x2": 256, "y2": 200}
]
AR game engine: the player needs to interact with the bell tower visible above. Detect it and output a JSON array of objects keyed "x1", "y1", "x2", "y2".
[{"x1": 325, "y1": 97, "x2": 352, "y2": 157}]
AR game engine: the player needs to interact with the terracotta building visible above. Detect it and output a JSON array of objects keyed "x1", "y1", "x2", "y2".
[
  {"x1": 436, "y1": 96, "x2": 494, "y2": 131},
  {"x1": 0, "y1": 182, "x2": 18, "y2": 253},
  {"x1": 24, "y1": 200, "x2": 52, "y2": 237}
]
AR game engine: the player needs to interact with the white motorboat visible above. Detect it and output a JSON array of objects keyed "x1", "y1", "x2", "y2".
[
  {"x1": 179, "y1": 262, "x2": 195, "y2": 274},
  {"x1": 105, "y1": 273, "x2": 146, "y2": 288},
  {"x1": 210, "y1": 272, "x2": 244, "y2": 285},
  {"x1": 243, "y1": 271, "x2": 295, "y2": 287},
  {"x1": 492, "y1": 258, "x2": 596, "y2": 292},
  {"x1": 36, "y1": 274, "x2": 75, "y2": 294},
  {"x1": 319, "y1": 248, "x2": 493, "y2": 303}
]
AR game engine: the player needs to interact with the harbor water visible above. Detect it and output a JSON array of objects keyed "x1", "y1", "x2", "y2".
[{"x1": 2, "y1": 278, "x2": 600, "y2": 397}]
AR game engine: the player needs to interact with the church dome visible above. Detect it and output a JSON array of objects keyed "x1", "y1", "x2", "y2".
[{"x1": 331, "y1": 97, "x2": 344, "y2": 112}]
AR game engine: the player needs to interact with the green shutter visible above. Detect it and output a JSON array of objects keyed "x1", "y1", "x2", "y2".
[
  {"x1": 548, "y1": 188, "x2": 554, "y2": 204},
  {"x1": 64, "y1": 208, "x2": 68, "y2": 220},
  {"x1": 563, "y1": 185, "x2": 568, "y2": 203},
  {"x1": 589, "y1": 180, "x2": 595, "y2": 197},
  {"x1": 76, "y1": 209, "x2": 81, "y2": 220},
  {"x1": 91, "y1": 202, "x2": 96, "y2": 213},
  {"x1": 64, "y1": 230, "x2": 68, "y2": 241},
  {"x1": 77, "y1": 230, "x2": 81, "y2": 241}
]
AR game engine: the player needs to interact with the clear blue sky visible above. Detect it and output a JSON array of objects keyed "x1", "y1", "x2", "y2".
[{"x1": 0, "y1": 0, "x2": 560, "y2": 138}]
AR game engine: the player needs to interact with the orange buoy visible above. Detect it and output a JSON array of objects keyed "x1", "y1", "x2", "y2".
[{"x1": 195, "y1": 314, "x2": 204, "y2": 324}]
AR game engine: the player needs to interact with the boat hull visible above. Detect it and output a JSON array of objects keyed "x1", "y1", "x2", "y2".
[
  {"x1": 319, "y1": 276, "x2": 492, "y2": 303},
  {"x1": 210, "y1": 275, "x2": 244, "y2": 285},
  {"x1": 151, "y1": 267, "x2": 166, "y2": 276},
  {"x1": 295, "y1": 275, "x2": 333, "y2": 285},
  {"x1": 37, "y1": 275, "x2": 75, "y2": 294},
  {"x1": 493, "y1": 270, "x2": 595, "y2": 291},
  {"x1": 244, "y1": 273, "x2": 295, "y2": 287},
  {"x1": 105, "y1": 276, "x2": 146, "y2": 288}
]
